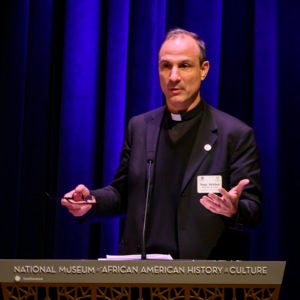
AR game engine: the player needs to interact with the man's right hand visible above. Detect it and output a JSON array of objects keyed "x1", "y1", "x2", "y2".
[{"x1": 61, "y1": 184, "x2": 95, "y2": 217}]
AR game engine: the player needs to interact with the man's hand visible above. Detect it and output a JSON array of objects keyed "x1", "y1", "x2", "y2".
[
  {"x1": 199, "y1": 179, "x2": 249, "y2": 217},
  {"x1": 61, "y1": 184, "x2": 95, "y2": 217}
]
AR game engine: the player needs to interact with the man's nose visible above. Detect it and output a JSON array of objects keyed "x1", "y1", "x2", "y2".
[{"x1": 169, "y1": 67, "x2": 180, "y2": 81}]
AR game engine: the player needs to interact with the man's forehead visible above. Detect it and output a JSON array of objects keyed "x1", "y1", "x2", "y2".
[
  {"x1": 159, "y1": 35, "x2": 200, "y2": 59},
  {"x1": 159, "y1": 53, "x2": 196, "y2": 63}
]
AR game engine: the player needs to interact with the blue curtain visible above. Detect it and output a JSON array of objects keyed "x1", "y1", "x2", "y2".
[{"x1": 1, "y1": 0, "x2": 300, "y2": 298}]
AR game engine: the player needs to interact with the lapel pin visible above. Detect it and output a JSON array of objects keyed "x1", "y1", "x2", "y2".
[{"x1": 204, "y1": 144, "x2": 212, "y2": 151}]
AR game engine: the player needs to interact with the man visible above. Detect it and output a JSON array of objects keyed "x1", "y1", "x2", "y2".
[{"x1": 61, "y1": 28, "x2": 262, "y2": 260}]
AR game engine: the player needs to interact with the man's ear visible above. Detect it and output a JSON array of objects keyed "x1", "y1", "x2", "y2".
[{"x1": 200, "y1": 60, "x2": 210, "y2": 80}]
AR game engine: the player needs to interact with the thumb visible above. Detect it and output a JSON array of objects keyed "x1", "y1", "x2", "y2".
[{"x1": 235, "y1": 179, "x2": 250, "y2": 195}]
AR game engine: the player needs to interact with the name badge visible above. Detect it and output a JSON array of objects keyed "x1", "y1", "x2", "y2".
[{"x1": 197, "y1": 175, "x2": 222, "y2": 193}]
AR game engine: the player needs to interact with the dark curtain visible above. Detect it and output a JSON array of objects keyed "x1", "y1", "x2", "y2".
[{"x1": 1, "y1": 0, "x2": 299, "y2": 299}]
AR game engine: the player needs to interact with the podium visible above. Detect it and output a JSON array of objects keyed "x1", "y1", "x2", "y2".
[{"x1": 0, "y1": 259, "x2": 285, "y2": 299}]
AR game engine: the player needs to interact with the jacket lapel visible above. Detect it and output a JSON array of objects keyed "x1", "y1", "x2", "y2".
[
  {"x1": 145, "y1": 107, "x2": 165, "y2": 162},
  {"x1": 181, "y1": 104, "x2": 218, "y2": 192}
]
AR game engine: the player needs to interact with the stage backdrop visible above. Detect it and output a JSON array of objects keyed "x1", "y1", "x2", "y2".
[{"x1": 1, "y1": 0, "x2": 299, "y2": 299}]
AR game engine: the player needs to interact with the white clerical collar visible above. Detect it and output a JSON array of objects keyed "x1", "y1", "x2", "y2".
[{"x1": 170, "y1": 113, "x2": 182, "y2": 121}]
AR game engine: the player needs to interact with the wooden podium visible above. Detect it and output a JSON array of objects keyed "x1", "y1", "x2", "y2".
[{"x1": 0, "y1": 259, "x2": 285, "y2": 300}]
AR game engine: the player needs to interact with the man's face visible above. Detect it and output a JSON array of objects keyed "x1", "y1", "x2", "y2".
[{"x1": 158, "y1": 34, "x2": 209, "y2": 113}]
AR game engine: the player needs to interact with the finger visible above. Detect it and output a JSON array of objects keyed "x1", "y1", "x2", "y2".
[
  {"x1": 200, "y1": 195, "x2": 221, "y2": 208},
  {"x1": 61, "y1": 190, "x2": 75, "y2": 206},
  {"x1": 76, "y1": 184, "x2": 90, "y2": 193},
  {"x1": 63, "y1": 190, "x2": 75, "y2": 199},
  {"x1": 209, "y1": 194, "x2": 223, "y2": 207},
  {"x1": 75, "y1": 184, "x2": 90, "y2": 199},
  {"x1": 71, "y1": 185, "x2": 85, "y2": 201},
  {"x1": 200, "y1": 197, "x2": 211, "y2": 210},
  {"x1": 235, "y1": 179, "x2": 250, "y2": 194},
  {"x1": 61, "y1": 198, "x2": 70, "y2": 207},
  {"x1": 72, "y1": 191, "x2": 84, "y2": 201}
]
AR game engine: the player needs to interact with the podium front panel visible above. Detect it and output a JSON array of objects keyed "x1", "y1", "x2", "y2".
[{"x1": 0, "y1": 260, "x2": 286, "y2": 300}]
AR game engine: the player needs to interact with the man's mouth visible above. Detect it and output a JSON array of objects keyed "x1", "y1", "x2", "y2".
[{"x1": 168, "y1": 87, "x2": 182, "y2": 95}]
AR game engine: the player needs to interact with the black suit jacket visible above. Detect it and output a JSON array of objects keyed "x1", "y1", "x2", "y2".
[{"x1": 90, "y1": 101, "x2": 262, "y2": 259}]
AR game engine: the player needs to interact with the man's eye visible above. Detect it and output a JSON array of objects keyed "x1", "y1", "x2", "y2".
[
  {"x1": 180, "y1": 63, "x2": 191, "y2": 68},
  {"x1": 160, "y1": 63, "x2": 171, "y2": 69}
]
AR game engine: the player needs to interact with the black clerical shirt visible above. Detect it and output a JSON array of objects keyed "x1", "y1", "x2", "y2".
[{"x1": 146, "y1": 101, "x2": 204, "y2": 258}]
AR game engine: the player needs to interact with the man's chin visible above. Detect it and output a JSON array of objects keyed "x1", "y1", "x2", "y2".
[
  {"x1": 167, "y1": 96, "x2": 184, "y2": 103},
  {"x1": 166, "y1": 98, "x2": 186, "y2": 111}
]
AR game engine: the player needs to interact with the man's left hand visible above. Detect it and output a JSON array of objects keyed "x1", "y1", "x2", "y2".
[{"x1": 199, "y1": 179, "x2": 249, "y2": 217}]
